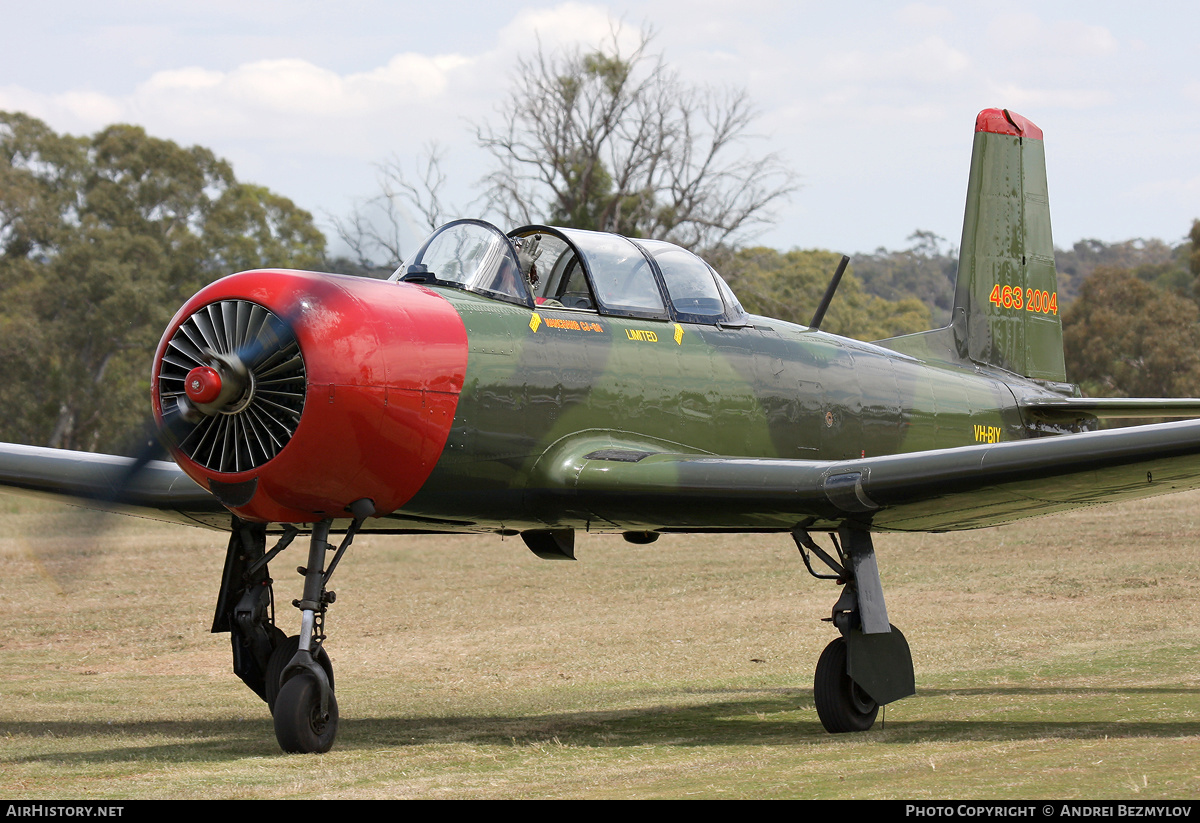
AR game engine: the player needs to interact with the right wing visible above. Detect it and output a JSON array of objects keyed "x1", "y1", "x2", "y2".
[
  {"x1": 0, "y1": 442, "x2": 225, "y2": 528},
  {"x1": 533, "y1": 418, "x2": 1200, "y2": 533}
]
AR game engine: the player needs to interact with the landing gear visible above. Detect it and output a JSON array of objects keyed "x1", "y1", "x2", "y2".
[
  {"x1": 814, "y1": 636, "x2": 878, "y2": 732},
  {"x1": 268, "y1": 503, "x2": 371, "y2": 754},
  {"x1": 793, "y1": 525, "x2": 915, "y2": 733},
  {"x1": 213, "y1": 502, "x2": 373, "y2": 754},
  {"x1": 274, "y1": 667, "x2": 340, "y2": 753}
]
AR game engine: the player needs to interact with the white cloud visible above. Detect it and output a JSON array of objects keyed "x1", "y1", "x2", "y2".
[
  {"x1": 497, "y1": 2, "x2": 625, "y2": 52},
  {"x1": 55, "y1": 91, "x2": 126, "y2": 126},
  {"x1": 989, "y1": 83, "x2": 1114, "y2": 110},
  {"x1": 223, "y1": 60, "x2": 348, "y2": 114},
  {"x1": 0, "y1": 85, "x2": 125, "y2": 134},
  {"x1": 132, "y1": 52, "x2": 472, "y2": 125}
]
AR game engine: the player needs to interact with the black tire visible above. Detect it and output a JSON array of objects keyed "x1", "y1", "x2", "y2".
[
  {"x1": 265, "y1": 634, "x2": 334, "y2": 713},
  {"x1": 273, "y1": 673, "x2": 339, "y2": 754},
  {"x1": 814, "y1": 636, "x2": 879, "y2": 733},
  {"x1": 267, "y1": 624, "x2": 288, "y2": 653}
]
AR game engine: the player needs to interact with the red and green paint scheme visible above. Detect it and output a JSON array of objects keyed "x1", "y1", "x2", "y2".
[
  {"x1": 6, "y1": 109, "x2": 1200, "y2": 752},
  {"x1": 140, "y1": 109, "x2": 1200, "y2": 537}
]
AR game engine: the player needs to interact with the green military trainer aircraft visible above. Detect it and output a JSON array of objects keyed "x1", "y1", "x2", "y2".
[{"x1": 4, "y1": 108, "x2": 1200, "y2": 754}]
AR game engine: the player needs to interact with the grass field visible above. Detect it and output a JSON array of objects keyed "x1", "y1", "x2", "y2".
[{"x1": 2, "y1": 491, "x2": 1199, "y2": 799}]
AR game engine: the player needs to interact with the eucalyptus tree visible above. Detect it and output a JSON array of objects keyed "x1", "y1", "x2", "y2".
[{"x1": 0, "y1": 112, "x2": 326, "y2": 453}]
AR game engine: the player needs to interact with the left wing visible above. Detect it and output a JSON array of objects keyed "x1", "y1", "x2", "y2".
[
  {"x1": 535, "y1": 418, "x2": 1200, "y2": 533},
  {"x1": 11, "y1": 415, "x2": 1200, "y2": 535}
]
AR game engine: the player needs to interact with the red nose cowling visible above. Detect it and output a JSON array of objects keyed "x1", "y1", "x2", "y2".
[{"x1": 152, "y1": 270, "x2": 468, "y2": 523}]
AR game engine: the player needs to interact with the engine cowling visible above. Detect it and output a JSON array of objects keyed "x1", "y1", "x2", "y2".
[{"x1": 152, "y1": 269, "x2": 468, "y2": 523}]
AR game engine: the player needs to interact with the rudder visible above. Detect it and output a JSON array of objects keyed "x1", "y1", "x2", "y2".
[{"x1": 953, "y1": 108, "x2": 1065, "y2": 382}]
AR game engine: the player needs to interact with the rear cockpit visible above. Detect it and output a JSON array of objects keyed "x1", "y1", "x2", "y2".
[{"x1": 391, "y1": 219, "x2": 748, "y2": 326}]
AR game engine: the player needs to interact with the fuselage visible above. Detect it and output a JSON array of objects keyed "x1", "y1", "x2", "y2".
[
  {"x1": 401, "y1": 285, "x2": 1052, "y2": 530},
  {"x1": 152, "y1": 217, "x2": 1082, "y2": 534}
]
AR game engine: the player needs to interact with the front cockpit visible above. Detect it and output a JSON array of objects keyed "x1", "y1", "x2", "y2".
[{"x1": 391, "y1": 220, "x2": 749, "y2": 327}]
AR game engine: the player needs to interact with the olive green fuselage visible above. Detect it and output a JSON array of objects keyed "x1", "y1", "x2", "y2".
[{"x1": 401, "y1": 290, "x2": 1060, "y2": 532}]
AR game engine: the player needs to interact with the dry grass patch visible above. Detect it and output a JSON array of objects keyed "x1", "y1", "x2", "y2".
[{"x1": 2, "y1": 493, "x2": 1199, "y2": 797}]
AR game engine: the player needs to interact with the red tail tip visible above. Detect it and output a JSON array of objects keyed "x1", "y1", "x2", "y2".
[{"x1": 975, "y1": 108, "x2": 1043, "y2": 140}]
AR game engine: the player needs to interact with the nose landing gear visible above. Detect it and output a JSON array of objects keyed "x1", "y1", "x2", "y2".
[
  {"x1": 214, "y1": 502, "x2": 374, "y2": 754},
  {"x1": 267, "y1": 501, "x2": 373, "y2": 754}
]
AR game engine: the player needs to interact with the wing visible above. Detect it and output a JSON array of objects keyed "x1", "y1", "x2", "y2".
[
  {"x1": 1021, "y1": 397, "x2": 1200, "y2": 420},
  {"x1": 0, "y1": 442, "x2": 225, "y2": 527},
  {"x1": 535, "y1": 418, "x2": 1200, "y2": 533}
]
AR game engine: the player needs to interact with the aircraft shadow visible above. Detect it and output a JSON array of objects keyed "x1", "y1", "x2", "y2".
[{"x1": 5, "y1": 684, "x2": 1200, "y2": 763}]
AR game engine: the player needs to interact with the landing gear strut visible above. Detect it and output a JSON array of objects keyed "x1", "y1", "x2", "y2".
[
  {"x1": 271, "y1": 499, "x2": 374, "y2": 754},
  {"x1": 794, "y1": 525, "x2": 915, "y2": 733},
  {"x1": 213, "y1": 502, "x2": 373, "y2": 754},
  {"x1": 272, "y1": 518, "x2": 340, "y2": 753}
]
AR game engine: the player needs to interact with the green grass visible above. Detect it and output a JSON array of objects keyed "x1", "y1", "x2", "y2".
[{"x1": 2, "y1": 494, "x2": 1200, "y2": 798}]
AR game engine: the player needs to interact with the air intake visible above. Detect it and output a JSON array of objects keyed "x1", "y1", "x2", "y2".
[{"x1": 157, "y1": 299, "x2": 306, "y2": 473}]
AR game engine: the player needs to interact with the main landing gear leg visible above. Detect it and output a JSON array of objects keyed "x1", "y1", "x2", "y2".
[
  {"x1": 272, "y1": 498, "x2": 374, "y2": 754},
  {"x1": 793, "y1": 525, "x2": 915, "y2": 733},
  {"x1": 212, "y1": 517, "x2": 288, "y2": 702}
]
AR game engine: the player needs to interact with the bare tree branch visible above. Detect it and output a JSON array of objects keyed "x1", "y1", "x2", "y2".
[
  {"x1": 329, "y1": 144, "x2": 451, "y2": 270},
  {"x1": 475, "y1": 26, "x2": 797, "y2": 252}
]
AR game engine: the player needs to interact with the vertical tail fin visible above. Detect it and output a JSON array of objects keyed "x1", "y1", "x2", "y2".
[{"x1": 953, "y1": 108, "x2": 1065, "y2": 382}]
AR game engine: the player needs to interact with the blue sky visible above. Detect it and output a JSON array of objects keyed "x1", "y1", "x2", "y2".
[{"x1": 3, "y1": 1, "x2": 1198, "y2": 259}]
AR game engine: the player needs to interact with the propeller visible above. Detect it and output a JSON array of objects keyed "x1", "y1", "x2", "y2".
[{"x1": 156, "y1": 297, "x2": 308, "y2": 475}]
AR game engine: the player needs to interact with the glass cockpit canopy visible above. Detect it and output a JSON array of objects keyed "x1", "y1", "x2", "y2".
[
  {"x1": 392, "y1": 219, "x2": 748, "y2": 325},
  {"x1": 388, "y1": 219, "x2": 530, "y2": 304}
]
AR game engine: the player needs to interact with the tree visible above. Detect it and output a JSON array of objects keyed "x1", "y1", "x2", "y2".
[
  {"x1": 1054, "y1": 237, "x2": 1180, "y2": 303},
  {"x1": 718, "y1": 246, "x2": 931, "y2": 341},
  {"x1": 475, "y1": 28, "x2": 796, "y2": 251},
  {"x1": 1190, "y1": 219, "x2": 1200, "y2": 278},
  {"x1": 849, "y1": 230, "x2": 959, "y2": 327},
  {"x1": 0, "y1": 112, "x2": 326, "y2": 454},
  {"x1": 1062, "y1": 266, "x2": 1200, "y2": 398}
]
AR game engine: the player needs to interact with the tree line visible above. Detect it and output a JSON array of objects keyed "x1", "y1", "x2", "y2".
[
  {"x1": 842, "y1": 226, "x2": 1200, "y2": 400},
  {"x1": 0, "y1": 111, "x2": 325, "y2": 454}
]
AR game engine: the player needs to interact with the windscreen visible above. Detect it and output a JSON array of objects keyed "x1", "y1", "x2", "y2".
[{"x1": 393, "y1": 220, "x2": 528, "y2": 305}]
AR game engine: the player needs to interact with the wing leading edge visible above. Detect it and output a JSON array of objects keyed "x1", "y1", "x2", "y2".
[
  {"x1": 538, "y1": 419, "x2": 1200, "y2": 533},
  {"x1": 0, "y1": 442, "x2": 223, "y2": 526}
]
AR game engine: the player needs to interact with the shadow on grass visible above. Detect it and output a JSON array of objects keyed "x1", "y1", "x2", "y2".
[
  {"x1": 916, "y1": 686, "x2": 1200, "y2": 696},
  {"x1": 5, "y1": 684, "x2": 1200, "y2": 763}
]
